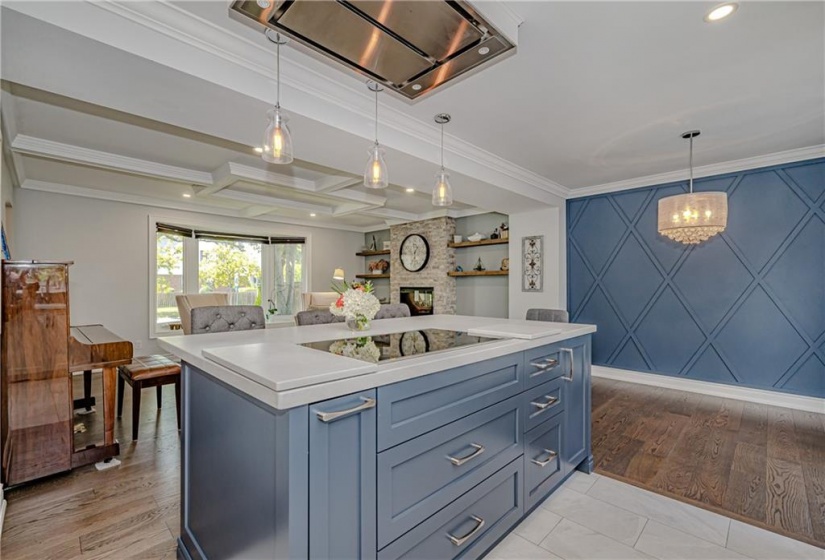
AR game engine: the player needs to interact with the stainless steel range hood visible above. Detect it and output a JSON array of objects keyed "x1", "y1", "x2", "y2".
[{"x1": 229, "y1": 0, "x2": 515, "y2": 100}]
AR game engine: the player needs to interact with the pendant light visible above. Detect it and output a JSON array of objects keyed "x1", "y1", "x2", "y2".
[
  {"x1": 262, "y1": 30, "x2": 293, "y2": 165},
  {"x1": 432, "y1": 113, "x2": 453, "y2": 207},
  {"x1": 364, "y1": 81, "x2": 389, "y2": 189},
  {"x1": 658, "y1": 131, "x2": 728, "y2": 244}
]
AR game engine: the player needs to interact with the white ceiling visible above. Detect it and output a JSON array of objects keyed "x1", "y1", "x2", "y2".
[{"x1": 2, "y1": 1, "x2": 823, "y2": 233}]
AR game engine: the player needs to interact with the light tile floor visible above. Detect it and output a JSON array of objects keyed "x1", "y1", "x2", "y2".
[{"x1": 486, "y1": 472, "x2": 824, "y2": 560}]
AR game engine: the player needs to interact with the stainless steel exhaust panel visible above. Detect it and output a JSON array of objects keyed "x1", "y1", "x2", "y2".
[{"x1": 229, "y1": 0, "x2": 515, "y2": 100}]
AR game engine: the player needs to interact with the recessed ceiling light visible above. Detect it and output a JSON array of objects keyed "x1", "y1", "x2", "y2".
[
  {"x1": 478, "y1": 46, "x2": 490, "y2": 55},
  {"x1": 310, "y1": 213, "x2": 316, "y2": 217},
  {"x1": 256, "y1": 0, "x2": 271, "y2": 8},
  {"x1": 254, "y1": 147, "x2": 263, "y2": 153},
  {"x1": 405, "y1": 188, "x2": 415, "y2": 193},
  {"x1": 411, "y1": 84, "x2": 422, "y2": 91},
  {"x1": 182, "y1": 193, "x2": 192, "y2": 198},
  {"x1": 704, "y1": 2, "x2": 738, "y2": 22}
]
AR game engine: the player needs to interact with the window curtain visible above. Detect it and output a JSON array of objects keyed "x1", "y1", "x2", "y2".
[{"x1": 272, "y1": 243, "x2": 303, "y2": 315}]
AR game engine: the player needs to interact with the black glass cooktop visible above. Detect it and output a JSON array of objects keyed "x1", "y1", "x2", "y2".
[{"x1": 301, "y1": 329, "x2": 499, "y2": 364}]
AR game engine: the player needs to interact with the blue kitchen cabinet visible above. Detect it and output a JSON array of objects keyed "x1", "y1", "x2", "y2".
[
  {"x1": 309, "y1": 390, "x2": 378, "y2": 560},
  {"x1": 561, "y1": 337, "x2": 593, "y2": 474}
]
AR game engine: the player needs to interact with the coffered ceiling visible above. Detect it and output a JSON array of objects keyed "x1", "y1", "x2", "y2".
[{"x1": 1, "y1": 1, "x2": 823, "y2": 233}]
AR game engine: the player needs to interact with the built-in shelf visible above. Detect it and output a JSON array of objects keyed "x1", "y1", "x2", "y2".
[
  {"x1": 448, "y1": 270, "x2": 509, "y2": 277},
  {"x1": 355, "y1": 273, "x2": 391, "y2": 279},
  {"x1": 449, "y1": 238, "x2": 509, "y2": 249},
  {"x1": 356, "y1": 249, "x2": 390, "y2": 257}
]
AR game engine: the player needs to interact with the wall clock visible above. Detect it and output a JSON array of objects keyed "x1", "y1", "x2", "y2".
[
  {"x1": 400, "y1": 330, "x2": 429, "y2": 356},
  {"x1": 399, "y1": 234, "x2": 430, "y2": 272}
]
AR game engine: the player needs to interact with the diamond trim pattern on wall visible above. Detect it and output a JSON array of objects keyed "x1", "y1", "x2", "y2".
[{"x1": 568, "y1": 158, "x2": 825, "y2": 397}]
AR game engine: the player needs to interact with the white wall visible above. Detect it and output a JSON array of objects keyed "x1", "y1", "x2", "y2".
[
  {"x1": 13, "y1": 189, "x2": 365, "y2": 354},
  {"x1": 508, "y1": 206, "x2": 567, "y2": 320}
]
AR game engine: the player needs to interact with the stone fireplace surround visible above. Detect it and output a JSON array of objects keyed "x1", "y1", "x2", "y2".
[{"x1": 389, "y1": 217, "x2": 456, "y2": 315}]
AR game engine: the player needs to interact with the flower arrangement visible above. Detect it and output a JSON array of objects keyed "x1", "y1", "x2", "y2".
[
  {"x1": 329, "y1": 336, "x2": 380, "y2": 363},
  {"x1": 330, "y1": 280, "x2": 381, "y2": 331}
]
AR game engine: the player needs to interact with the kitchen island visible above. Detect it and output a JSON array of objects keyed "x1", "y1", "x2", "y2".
[{"x1": 160, "y1": 315, "x2": 596, "y2": 560}]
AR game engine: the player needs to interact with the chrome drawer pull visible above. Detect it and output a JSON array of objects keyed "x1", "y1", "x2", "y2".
[
  {"x1": 562, "y1": 348, "x2": 574, "y2": 382},
  {"x1": 531, "y1": 449, "x2": 558, "y2": 467},
  {"x1": 447, "y1": 515, "x2": 486, "y2": 546},
  {"x1": 315, "y1": 397, "x2": 376, "y2": 423},
  {"x1": 530, "y1": 357, "x2": 559, "y2": 370},
  {"x1": 447, "y1": 443, "x2": 485, "y2": 466},
  {"x1": 531, "y1": 395, "x2": 559, "y2": 410}
]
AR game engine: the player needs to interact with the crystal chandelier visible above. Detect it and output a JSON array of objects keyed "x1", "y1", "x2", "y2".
[
  {"x1": 432, "y1": 113, "x2": 453, "y2": 207},
  {"x1": 658, "y1": 131, "x2": 727, "y2": 244}
]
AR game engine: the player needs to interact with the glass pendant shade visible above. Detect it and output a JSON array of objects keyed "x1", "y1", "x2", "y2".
[
  {"x1": 432, "y1": 169, "x2": 453, "y2": 207},
  {"x1": 262, "y1": 106, "x2": 293, "y2": 164},
  {"x1": 364, "y1": 143, "x2": 389, "y2": 189},
  {"x1": 658, "y1": 191, "x2": 728, "y2": 244}
]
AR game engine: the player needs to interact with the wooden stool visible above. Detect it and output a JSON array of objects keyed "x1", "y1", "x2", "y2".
[{"x1": 117, "y1": 355, "x2": 181, "y2": 441}]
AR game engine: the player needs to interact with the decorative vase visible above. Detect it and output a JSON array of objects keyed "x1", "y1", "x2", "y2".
[{"x1": 346, "y1": 314, "x2": 371, "y2": 332}]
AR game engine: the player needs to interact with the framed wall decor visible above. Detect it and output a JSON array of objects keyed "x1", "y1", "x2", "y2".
[{"x1": 522, "y1": 235, "x2": 543, "y2": 292}]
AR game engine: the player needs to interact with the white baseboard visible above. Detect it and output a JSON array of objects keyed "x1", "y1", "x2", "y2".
[
  {"x1": 592, "y1": 365, "x2": 825, "y2": 414},
  {"x1": 0, "y1": 493, "x2": 6, "y2": 541}
]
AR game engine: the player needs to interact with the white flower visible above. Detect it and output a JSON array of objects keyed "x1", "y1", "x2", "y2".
[
  {"x1": 329, "y1": 287, "x2": 381, "y2": 320},
  {"x1": 329, "y1": 338, "x2": 380, "y2": 363}
]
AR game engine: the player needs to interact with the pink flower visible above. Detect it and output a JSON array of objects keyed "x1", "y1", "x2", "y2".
[{"x1": 335, "y1": 295, "x2": 344, "y2": 308}]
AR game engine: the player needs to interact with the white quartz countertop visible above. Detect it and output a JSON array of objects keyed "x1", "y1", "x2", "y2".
[{"x1": 158, "y1": 315, "x2": 596, "y2": 410}]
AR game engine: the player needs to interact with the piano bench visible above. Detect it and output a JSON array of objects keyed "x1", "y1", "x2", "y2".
[{"x1": 117, "y1": 355, "x2": 181, "y2": 441}]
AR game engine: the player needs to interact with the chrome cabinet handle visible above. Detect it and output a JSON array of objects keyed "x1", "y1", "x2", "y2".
[
  {"x1": 530, "y1": 395, "x2": 559, "y2": 410},
  {"x1": 447, "y1": 443, "x2": 485, "y2": 466},
  {"x1": 315, "y1": 397, "x2": 376, "y2": 423},
  {"x1": 562, "y1": 348, "x2": 574, "y2": 382},
  {"x1": 447, "y1": 515, "x2": 486, "y2": 546},
  {"x1": 531, "y1": 449, "x2": 558, "y2": 467},
  {"x1": 530, "y1": 357, "x2": 559, "y2": 371}
]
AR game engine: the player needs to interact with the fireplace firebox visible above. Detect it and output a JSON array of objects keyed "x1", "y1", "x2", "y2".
[{"x1": 400, "y1": 287, "x2": 433, "y2": 316}]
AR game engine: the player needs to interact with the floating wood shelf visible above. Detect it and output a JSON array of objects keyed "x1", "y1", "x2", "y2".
[
  {"x1": 355, "y1": 273, "x2": 391, "y2": 279},
  {"x1": 448, "y1": 270, "x2": 509, "y2": 277},
  {"x1": 448, "y1": 238, "x2": 509, "y2": 249},
  {"x1": 356, "y1": 249, "x2": 390, "y2": 257}
]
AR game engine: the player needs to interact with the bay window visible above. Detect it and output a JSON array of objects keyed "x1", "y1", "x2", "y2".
[{"x1": 151, "y1": 222, "x2": 306, "y2": 336}]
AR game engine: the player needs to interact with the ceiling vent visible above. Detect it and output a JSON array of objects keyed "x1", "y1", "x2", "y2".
[{"x1": 229, "y1": 0, "x2": 515, "y2": 100}]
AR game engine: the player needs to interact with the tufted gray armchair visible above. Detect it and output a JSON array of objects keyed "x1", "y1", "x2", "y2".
[
  {"x1": 526, "y1": 308, "x2": 569, "y2": 323},
  {"x1": 374, "y1": 304, "x2": 411, "y2": 320},
  {"x1": 294, "y1": 309, "x2": 345, "y2": 326},
  {"x1": 190, "y1": 305, "x2": 266, "y2": 334}
]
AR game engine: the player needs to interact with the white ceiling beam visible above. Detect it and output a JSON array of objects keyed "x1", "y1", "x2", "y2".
[
  {"x1": 314, "y1": 176, "x2": 362, "y2": 193},
  {"x1": 20, "y1": 179, "x2": 370, "y2": 232},
  {"x1": 228, "y1": 162, "x2": 318, "y2": 191},
  {"x1": 196, "y1": 162, "x2": 234, "y2": 196},
  {"x1": 361, "y1": 207, "x2": 419, "y2": 222},
  {"x1": 241, "y1": 205, "x2": 277, "y2": 218},
  {"x1": 11, "y1": 134, "x2": 213, "y2": 185},
  {"x1": 213, "y1": 188, "x2": 334, "y2": 214}
]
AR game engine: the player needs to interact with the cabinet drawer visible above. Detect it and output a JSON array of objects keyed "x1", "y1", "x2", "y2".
[
  {"x1": 378, "y1": 458, "x2": 523, "y2": 560},
  {"x1": 377, "y1": 396, "x2": 522, "y2": 548},
  {"x1": 522, "y1": 378, "x2": 564, "y2": 433},
  {"x1": 524, "y1": 343, "x2": 564, "y2": 388},
  {"x1": 524, "y1": 413, "x2": 564, "y2": 511},
  {"x1": 377, "y1": 354, "x2": 523, "y2": 451}
]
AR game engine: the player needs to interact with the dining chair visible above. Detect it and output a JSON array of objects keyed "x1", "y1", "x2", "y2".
[
  {"x1": 374, "y1": 304, "x2": 411, "y2": 320},
  {"x1": 190, "y1": 305, "x2": 266, "y2": 334},
  {"x1": 295, "y1": 309, "x2": 345, "y2": 326},
  {"x1": 526, "y1": 308, "x2": 569, "y2": 323},
  {"x1": 175, "y1": 293, "x2": 230, "y2": 334}
]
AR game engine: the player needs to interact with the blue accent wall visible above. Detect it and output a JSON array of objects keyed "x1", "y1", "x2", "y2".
[{"x1": 567, "y1": 158, "x2": 825, "y2": 398}]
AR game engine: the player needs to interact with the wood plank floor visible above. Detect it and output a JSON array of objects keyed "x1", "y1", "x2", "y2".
[
  {"x1": 592, "y1": 377, "x2": 825, "y2": 550},
  {"x1": 1, "y1": 372, "x2": 181, "y2": 559},
  {"x1": 3, "y1": 374, "x2": 823, "y2": 556}
]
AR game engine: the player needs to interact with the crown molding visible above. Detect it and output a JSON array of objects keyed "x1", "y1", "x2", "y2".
[
  {"x1": 4, "y1": 0, "x2": 568, "y2": 205},
  {"x1": 570, "y1": 144, "x2": 825, "y2": 198},
  {"x1": 20, "y1": 179, "x2": 374, "y2": 232}
]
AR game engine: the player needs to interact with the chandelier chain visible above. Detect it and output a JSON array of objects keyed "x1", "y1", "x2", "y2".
[
  {"x1": 374, "y1": 88, "x2": 378, "y2": 143},
  {"x1": 689, "y1": 134, "x2": 694, "y2": 194},
  {"x1": 440, "y1": 123, "x2": 444, "y2": 169}
]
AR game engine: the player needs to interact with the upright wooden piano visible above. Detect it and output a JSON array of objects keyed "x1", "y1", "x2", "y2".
[{"x1": 1, "y1": 261, "x2": 133, "y2": 486}]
